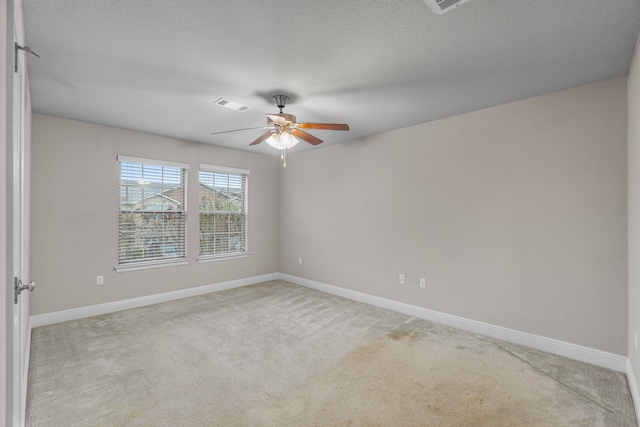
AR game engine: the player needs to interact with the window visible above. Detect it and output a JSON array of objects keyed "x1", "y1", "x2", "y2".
[
  {"x1": 198, "y1": 164, "x2": 249, "y2": 260},
  {"x1": 117, "y1": 156, "x2": 188, "y2": 271}
]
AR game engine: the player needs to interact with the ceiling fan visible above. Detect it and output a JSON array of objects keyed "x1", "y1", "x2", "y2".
[{"x1": 211, "y1": 95, "x2": 349, "y2": 166}]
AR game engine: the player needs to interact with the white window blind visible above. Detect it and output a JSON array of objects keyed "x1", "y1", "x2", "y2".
[
  {"x1": 117, "y1": 156, "x2": 188, "y2": 269},
  {"x1": 198, "y1": 164, "x2": 249, "y2": 259}
]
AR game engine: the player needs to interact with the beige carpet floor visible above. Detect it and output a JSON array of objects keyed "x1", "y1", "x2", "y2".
[{"x1": 26, "y1": 280, "x2": 637, "y2": 426}]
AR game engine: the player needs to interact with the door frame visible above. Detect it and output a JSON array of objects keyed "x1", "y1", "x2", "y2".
[{"x1": 6, "y1": 0, "x2": 28, "y2": 425}]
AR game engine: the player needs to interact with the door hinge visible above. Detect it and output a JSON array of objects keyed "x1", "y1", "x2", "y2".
[{"x1": 14, "y1": 42, "x2": 39, "y2": 73}]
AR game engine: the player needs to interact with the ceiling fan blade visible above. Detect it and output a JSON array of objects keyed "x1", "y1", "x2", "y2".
[
  {"x1": 267, "y1": 114, "x2": 287, "y2": 125},
  {"x1": 292, "y1": 129, "x2": 323, "y2": 145},
  {"x1": 211, "y1": 126, "x2": 270, "y2": 135},
  {"x1": 298, "y1": 123, "x2": 350, "y2": 131},
  {"x1": 249, "y1": 131, "x2": 274, "y2": 146}
]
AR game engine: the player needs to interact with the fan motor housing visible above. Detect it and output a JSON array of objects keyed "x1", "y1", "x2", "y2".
[{"x1": 267, "y1": 113, "x2": 296, "y2": 124}]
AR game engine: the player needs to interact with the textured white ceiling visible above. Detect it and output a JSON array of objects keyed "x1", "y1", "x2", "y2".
[{"x1": 22, "y1": 0, "x2": 640, "y2": 155}]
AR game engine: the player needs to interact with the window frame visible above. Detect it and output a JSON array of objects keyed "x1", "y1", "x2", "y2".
[
  {"x1": 197, "y1": 163, "x2": 250, "y2": 262},
  {"x1": 116, "y1": 155, "x2": 189, "y2": 272}
]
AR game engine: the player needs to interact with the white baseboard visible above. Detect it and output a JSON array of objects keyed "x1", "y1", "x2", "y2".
[
  {"x1": 279, "y1": 273, "x2": 627, "y2": 373},
  {"x1": 627, "y1": 359, "x2": 640, "y2": 426},
  {"x1": 30, "y1": 273, "x2": 279, "y2": 328},
  {"x1": 30, "y1": 272, "x2": 628, "y2": 374}
]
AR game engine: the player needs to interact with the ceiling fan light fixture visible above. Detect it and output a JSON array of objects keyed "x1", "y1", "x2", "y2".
[{"x1": 265, "y1": 131, "x2": 299, "y2": 150}]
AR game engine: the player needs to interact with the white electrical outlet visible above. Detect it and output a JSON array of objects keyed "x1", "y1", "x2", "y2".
[
  {"x1": 399, "y1": 274, "x2": 405, "y2": 285},
  {"x1": 420, "y1": 278, "x2": 426, "y2": 288},
  {"x1": 298, "y1": 257, "x2": 303, "y2": 265},
  {"x1": 96, "y1": 275, "x2": 104, "y2": 286}
]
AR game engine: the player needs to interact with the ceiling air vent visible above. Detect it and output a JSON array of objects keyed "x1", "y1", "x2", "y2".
[
  {"x1": 424, "y1": 0, "x2": 471, "y2": 15},
  {"x1": 214, "y1": 98, "x2": 251, "y2": 112}
]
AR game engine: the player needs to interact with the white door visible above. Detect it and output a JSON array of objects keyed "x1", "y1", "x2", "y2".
[{"x1": 8, "y1": 0, "x2": 31, "y2": 425}]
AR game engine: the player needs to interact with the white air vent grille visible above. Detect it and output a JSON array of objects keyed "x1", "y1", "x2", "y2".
[
  {"x1": 424, "y1": 0, "x2": 471, "y2": 15},
  {"x1": 214, "y1": 98, "x2": 251, "y2": 112}
]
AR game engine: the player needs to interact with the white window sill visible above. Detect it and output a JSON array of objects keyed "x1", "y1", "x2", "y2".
[
  {"x1": 197, "y1": 253, "x2": 250, "y2": 263},
  {"x1": 115, "y1": 259, "x2": 189, "y2": 273}
]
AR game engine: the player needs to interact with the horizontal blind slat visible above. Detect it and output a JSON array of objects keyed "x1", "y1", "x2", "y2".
[{"x1": 118, "y1": 155, "x2": 190, "y2": 169}]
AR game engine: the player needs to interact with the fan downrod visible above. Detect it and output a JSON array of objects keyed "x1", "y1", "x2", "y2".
[{"x1": 272, "y1": 95, "x2": 290, "y2": 113}]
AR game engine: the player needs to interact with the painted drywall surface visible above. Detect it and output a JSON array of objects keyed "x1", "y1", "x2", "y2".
[
  {"x1": 30, "y1": 115, "x2": 279, "y2": 315},
  {"x1": 279, "y1": 78, "x2": 628, "y2": 355},
  {"x1": 628, "y1": 33, "x2": 640, "y2": 394}
]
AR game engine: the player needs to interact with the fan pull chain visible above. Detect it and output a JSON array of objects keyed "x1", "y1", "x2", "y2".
[{"x1": 282, "y1": 149, "x2": 287, "y2": 167}]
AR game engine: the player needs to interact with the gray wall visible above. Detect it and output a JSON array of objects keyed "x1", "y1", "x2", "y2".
[
  {"x1": 30, "y1": 77, "x2": 629, "y2": 356},
  {"x1": 30, "y1": 114, "x2": 279, "y2": 315},
  {"x1": 628, "y1": 33, "x2": 640, "y2": 391},
  {"x1": 279, "y1": 77, "x2": 628, "y2": 355}
]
